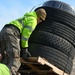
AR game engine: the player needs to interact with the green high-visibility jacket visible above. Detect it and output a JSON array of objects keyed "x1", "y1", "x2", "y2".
[
  {"x1": 9, "y1": 11, "x2": 37, "y2": 48},
  {"x1": 0, "y1": 63, "x2": 10, "y2": 75}
]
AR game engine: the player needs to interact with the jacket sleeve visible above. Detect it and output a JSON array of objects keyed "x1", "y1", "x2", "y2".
[{"x1": 21, "y1": 17, "x2": 37, "y2": 48}]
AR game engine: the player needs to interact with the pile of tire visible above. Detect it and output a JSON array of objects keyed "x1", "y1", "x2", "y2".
[{"x1": 28, "y1": 0, "x2": 75, "y2": 74}]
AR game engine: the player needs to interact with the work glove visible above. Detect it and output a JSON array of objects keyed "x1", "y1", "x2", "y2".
[{"x1": 21, "y1": 48, "x2": 31, "y2": 61}]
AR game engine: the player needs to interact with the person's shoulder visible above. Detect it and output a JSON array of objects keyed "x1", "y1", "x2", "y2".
[
  {"x1": 24, "y1": 11, "x2": 36, "y2": 15},
  {"x1": 24, "y1": 11, "x2": 37, "y2": 18}
]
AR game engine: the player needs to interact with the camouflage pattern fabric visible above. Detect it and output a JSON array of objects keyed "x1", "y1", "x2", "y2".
[{"x1": 0, "y1": 25, "x2": 21, "y2": 75}]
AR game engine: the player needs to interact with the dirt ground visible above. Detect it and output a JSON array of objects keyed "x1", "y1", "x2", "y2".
[{"x1": 71, "y1": 56, "x2": 75, "y2": 75}]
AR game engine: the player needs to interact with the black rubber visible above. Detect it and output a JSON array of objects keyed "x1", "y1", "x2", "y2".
[
  {"x1": 35, "y1": 7, "x2": 75, "y2": 30},
  {"x1": 43, "y1": 0, "x2": 75, "y2": 15},
  {"x1": 28, "y1": 43, "x2": 73, "y2": 74},
  {"x1": 31, "y1": 1, "x2": 75, "y2": 74},
  {"x1": 34, "y1": 20, "x2": 75, "y2": 46},
  {"x1": 29, "y1": 30, "x2": 75, "y2": 59}
]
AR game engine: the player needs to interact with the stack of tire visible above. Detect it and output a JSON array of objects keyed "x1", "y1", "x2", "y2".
[{"x1": 28, "y1": 0, "x2": 75, "y2": 74}]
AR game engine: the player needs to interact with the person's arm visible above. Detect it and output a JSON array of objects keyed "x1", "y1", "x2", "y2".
[
  {"x1": 21, "y1": 17, "x2": 37, "y2": 48},
  {"x1": 21, "y1": 17, "x2": 37, "y2": 60}
]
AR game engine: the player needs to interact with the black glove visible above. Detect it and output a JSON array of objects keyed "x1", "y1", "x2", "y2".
[{"x1": 21, "y1": 48, "x2": 31, "y2": 60}]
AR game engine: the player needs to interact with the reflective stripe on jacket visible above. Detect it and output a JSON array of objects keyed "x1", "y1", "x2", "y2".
[{"x1": 9, "y1": 12, "x2": 37, "y2": 48}]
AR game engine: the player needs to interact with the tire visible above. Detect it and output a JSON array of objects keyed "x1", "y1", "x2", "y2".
[
  {"x1": 35, "y1": 7, "x2": 75, "y2": 30},
  {"x1": 29, "y1": 43, "x2": 73, "y2": 74},
  {"x1": 35, "y1": 20, "x2": 75, "y2": 46},
  {"x1": 29, "y1": 30, "x2": 75, "y2": 59},
  {"x1": 42, "y1": 0, "x2": 75, "y2": 15},
  {"x1": 32, "y1": 1, "x2": 75, "y2": 74}
]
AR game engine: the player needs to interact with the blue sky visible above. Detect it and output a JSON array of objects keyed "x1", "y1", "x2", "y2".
[{"x1": 0, "y1": 0, "x2": 75, "y2": 30}]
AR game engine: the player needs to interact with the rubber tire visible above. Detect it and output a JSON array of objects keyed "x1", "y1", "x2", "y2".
[
  {"x1": 29, "y1": 30, "x2": 75, "y2": 59},
  {"x1": 28, "y1": 43, "x2": 73, "y2": 74},
  {"x1": 34, "y1": 20, "x2": 75, "y2": 46},
  {"x1": 43, "y1": 0, "x2": 75, "y2": 15},
  {"x1": 35, "y1": 7, "x2": 75, "y2": 30}
]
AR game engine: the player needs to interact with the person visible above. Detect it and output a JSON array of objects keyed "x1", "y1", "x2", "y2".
[
  {"x1": 0, "y1": 63, "x2": 10, "y2": 75},
  {"x1": 0, "y1": 8, "x2": 47, "y2": 75}
]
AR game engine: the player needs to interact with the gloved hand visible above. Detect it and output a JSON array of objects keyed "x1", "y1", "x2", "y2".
[{"x1": 21, "y1": 48, "x2": 31, "y2": 61}]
